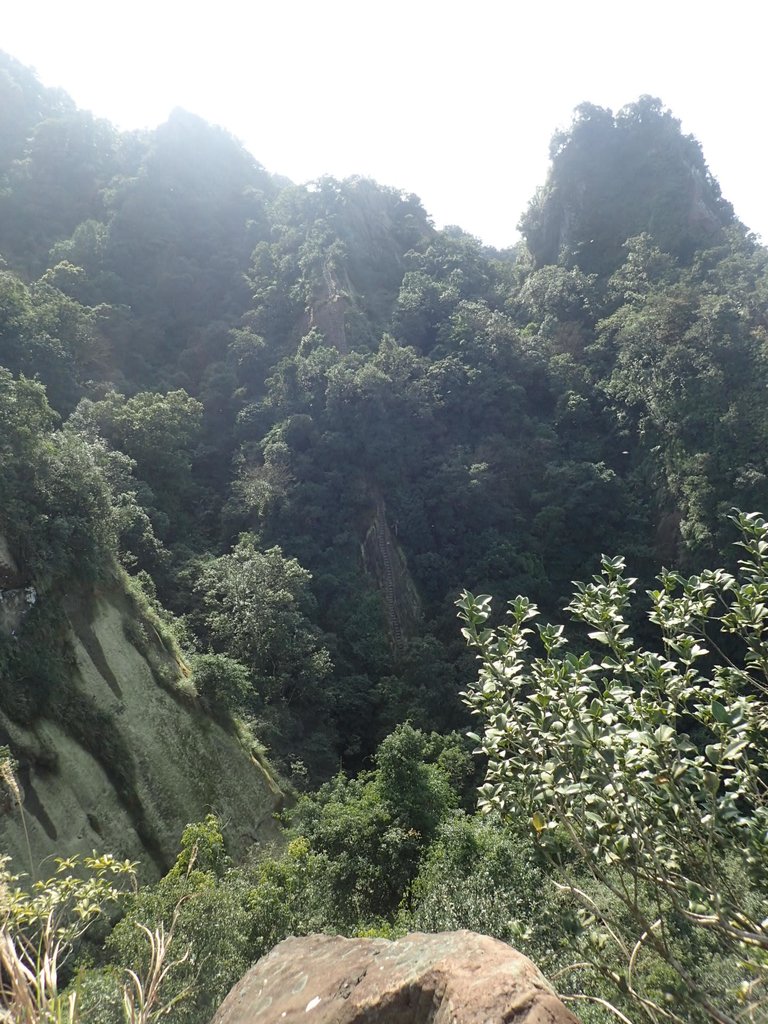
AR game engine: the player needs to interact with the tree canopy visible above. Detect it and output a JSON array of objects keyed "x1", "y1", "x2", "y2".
[{"x1": 2, "y1": 54, "x2": 768, "y2": 1023}]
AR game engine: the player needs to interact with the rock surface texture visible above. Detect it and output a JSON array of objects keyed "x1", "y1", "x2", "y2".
[
  {"x1": 0, "y1": 576, "x2": 283, "y2": 878},
  {"x1": 211, "y1": 931, "x2": 579, "y2": 1024}
]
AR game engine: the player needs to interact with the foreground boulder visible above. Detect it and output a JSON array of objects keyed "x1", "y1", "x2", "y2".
[{"x1": 211, "y1": 931, "x2": 579, "y2": 1023}]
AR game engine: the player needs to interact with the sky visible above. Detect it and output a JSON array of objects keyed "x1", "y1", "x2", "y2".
[{"x1": 3, "y1": 1, "x2": 766, "y2": 248}]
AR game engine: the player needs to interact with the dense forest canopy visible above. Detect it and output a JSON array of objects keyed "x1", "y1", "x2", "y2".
[
  {"x1": 2, "y1": 47, "x2": 768, "y2": 760},
  {"x1": 2, "y1": 48, "x2": 767, "y2": 767},
  {"x1": 1, "y1": 50, "x2": 768, "y2": 1023}
]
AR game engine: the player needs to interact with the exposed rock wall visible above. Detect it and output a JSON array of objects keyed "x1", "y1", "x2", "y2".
[
  {"x1": 211, "y1": 931, "x2": 579, "y2": 1024},
  {"x1": 0, "y1": 533, "x2": 35, "y2": 637},
  {"x1": 0, "y1": 535, "x2": 20, "y2": 585},
  {"x1": 308, "y1": 255, "x2": 352, "y2": 354},
  {"x1": 0, "y1": 577, "x2": 283, "y2": 878},
  {"x1": 362, "y1": 497, "x2": 421, "y2": 652}
]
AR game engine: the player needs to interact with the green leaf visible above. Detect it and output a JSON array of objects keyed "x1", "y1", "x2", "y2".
[
  {"x1": 588, "y1": 631, "x2": 610, "y2": 645},
  {"x1": 711, "y1": 700, "x2": 730, "y2": 724},
  {"x1": 654, "y1": 724, "x2": 676, "y2": 744}
]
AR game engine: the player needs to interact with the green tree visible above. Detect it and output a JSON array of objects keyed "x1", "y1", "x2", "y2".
[
  {"x1": 0, "y1": 267, "x2": 102, "y2": 412},
  {"x1": 287, "y1": 723, "x2": 458, "y2": 929},
  {"x1": 405, "y1": 813, "x2": 555, "y2": 957},
  {"x1": 0, "y1": 369, "x2": 118, "y2": 587},
  {"x1": 188, "y1": 653, "x2": 251, "y2": 713},
  {"x1": 68, "y1": 389, "x2": 204, "y2": 542},
  {"x1": 194, "y1": 535, "x2": 330, "y2": 705},
  {"x1": 105, "y1": 817, "x2": 252, "y2": 1024}
]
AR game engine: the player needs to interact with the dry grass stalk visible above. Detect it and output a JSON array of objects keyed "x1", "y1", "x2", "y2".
[{"x1": 121, "y1": 905, "x2": 193, "y2": 1024}]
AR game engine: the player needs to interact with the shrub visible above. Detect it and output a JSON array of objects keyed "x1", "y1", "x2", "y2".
[{"x1": 458, "y1": 511, "x2": 768, "y2": 1023}]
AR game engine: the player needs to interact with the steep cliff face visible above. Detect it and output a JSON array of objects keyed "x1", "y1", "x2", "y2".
[
  {"x1": 361, "y1": 497, "x2": 421, "y2": 652},
  {"x1": 307, "y1": 255, "x2": 353, "y2": 354},
  {"x1": 0, "y1": 562, "x2": 283, "y2": 879}
]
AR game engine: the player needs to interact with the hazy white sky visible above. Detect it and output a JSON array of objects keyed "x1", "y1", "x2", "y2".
[{"x1": 4, "y1": 1, "x2": 766, "y2": 247}]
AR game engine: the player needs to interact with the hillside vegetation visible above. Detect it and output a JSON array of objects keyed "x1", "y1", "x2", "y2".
[{"x1": 1, "y1": 51, "x2": 767, "y2": 1023}]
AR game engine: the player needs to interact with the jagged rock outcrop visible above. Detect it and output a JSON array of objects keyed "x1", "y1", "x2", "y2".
[
  {"x1": 308, "y1": 255, "x2": 352, "y2": 354},
  {"x1": 362, "y1": 497, "x2": 421, "y2": 652},
  {"x1": 0, "y1": 574, "x2": 283, "y2": 878},
  {"x1": 211, "y1": 931, "x2": 579, "y2": 1024}
]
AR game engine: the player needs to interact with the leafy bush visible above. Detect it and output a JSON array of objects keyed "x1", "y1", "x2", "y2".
[
  {"x1": 458, "y1": 511, "x2": 768, "y2": 1023},
  {"x1": 404, "y1": 813, "x2": 556, "y2": 954},
  {"x1": 188, "y1": 653, "x2": 251, "y2": 712},
  {"x1": 0, "y1": 369, "x2": 118, "y2": 589},
  {"x1": 194, "y1": 536, "x2": 331, "y2": 704},
  {"x1": 0, "y1": 849, "x2": 135, "y2": 1024},
  {"x1": 106, "y1": 817, "x2": 251, "y2": 1024}
]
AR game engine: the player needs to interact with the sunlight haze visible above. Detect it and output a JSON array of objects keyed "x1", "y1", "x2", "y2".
[{"x1": 4, "y1": 0, "x2": 766, "y2": 247}]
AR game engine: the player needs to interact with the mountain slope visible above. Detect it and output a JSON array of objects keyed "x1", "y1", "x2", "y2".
[{"x1": 0, "y1": 552, "x2": 282, "y2": 878}]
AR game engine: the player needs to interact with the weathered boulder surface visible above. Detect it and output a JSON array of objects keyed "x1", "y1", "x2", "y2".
[{"x1": 211, "y1": 931, "x2": 579, "y2": 1024}]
